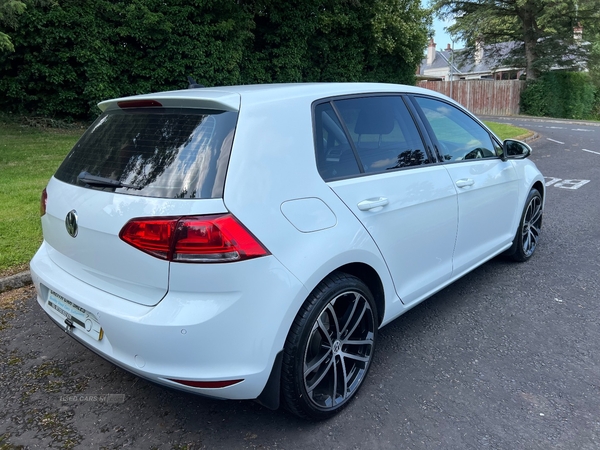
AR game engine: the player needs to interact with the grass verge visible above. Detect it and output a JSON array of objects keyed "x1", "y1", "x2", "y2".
[
  {"x1": 0, "y1": 122, "x2": 83, "y2": 275},
  {"x1": 484, "y1": 121, "x2": 532, "y2": 141}
]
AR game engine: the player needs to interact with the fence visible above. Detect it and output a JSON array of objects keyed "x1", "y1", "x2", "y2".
[{"x1": 417, "y1": 80, "x2": 526, "y2": 116}]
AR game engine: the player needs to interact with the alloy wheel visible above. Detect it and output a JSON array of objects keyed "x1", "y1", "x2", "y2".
[
  {"x1": 302, "y1": 290, "x2": 375, "y2": 410},
  {"x1": 522, "y1": 195, "x2": 542, "y2": 257}
]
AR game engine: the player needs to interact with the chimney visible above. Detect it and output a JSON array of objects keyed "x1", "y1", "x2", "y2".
[
  {"x1": 475, "y1": 36, "x2": 484, "y2": 65},
  {"x1": 427, "y1": 38, "x2": 436, "y2": 65},
  {"x1": 446, "y1": 43, "x2": 452, "y2": 51},
  {"x1": 574, "y1": 22, "x2": 583, "y2": 42}
]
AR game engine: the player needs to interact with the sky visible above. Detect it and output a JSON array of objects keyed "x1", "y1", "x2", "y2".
[{"x1": 431, "y1": 16, "x2": 463, "y2": 50}]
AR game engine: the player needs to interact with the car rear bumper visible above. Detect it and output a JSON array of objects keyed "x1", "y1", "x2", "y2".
[{"x1": 30, "y1": 241, "x2": 308, "y2": 400}]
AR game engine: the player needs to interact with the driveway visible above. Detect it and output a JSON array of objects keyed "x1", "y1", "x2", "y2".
[{"x1": 1, "y1": 116, "x2": 599, "y2": 449}]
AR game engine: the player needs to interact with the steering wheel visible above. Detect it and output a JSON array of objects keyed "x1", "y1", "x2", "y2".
[{"x1": 464, "y1": 148, "x2": 485, "y2": 159}]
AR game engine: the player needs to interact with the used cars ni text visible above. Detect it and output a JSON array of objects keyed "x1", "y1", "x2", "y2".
[{"x1": 30, "y1": 83, "x2": 544, "y2": 419}]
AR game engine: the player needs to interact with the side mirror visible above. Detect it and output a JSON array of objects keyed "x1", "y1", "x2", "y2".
[{"x1": 503, "y1": 139, "x2": 532, "y2": 159}]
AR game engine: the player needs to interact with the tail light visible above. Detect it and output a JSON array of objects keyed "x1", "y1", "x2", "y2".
[
  {"x1": 119, "y1": 214, "x2": 269, "y2": 263},
  {"x1": 40, "y1": 188, "x2": 48, "y2": 216}
]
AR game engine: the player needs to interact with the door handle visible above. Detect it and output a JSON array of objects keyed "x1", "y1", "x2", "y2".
[
  {"x1": 455, "y1": 178, "x2": 475, "y2": 188},
  {"x1": 357, "y1": 197, "x2": 389, "y2": 211}
]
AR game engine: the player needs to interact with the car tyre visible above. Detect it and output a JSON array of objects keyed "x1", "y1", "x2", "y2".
[
  {"x1": 281, "y1": 272, "x2": 377, "y2": 420},
  {"x1": 507, "y1": 188, "x2": 543, "y2": 262}
]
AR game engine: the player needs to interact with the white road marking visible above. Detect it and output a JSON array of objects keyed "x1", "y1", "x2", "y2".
[
  {"x1": 547, "y1": 138, "x2": 565, "y2": 144},
  {"x1": 544, "y1": 177, "x2": 591, "y2": 189},
  {"x1": 554, "y1": 179, "x2": 591, "y2": 189},
  {"x1": 544, "y1": 177, "x2": 561, "y2": 186},
  {"x1": 571, "y1": 129, "x2": 592, "y2": 132},
  {"x1": 582, "y1": 148, "x2": 600, "y2": 156},
  {"x1": 547, "y1": 126, "x2": 566, "y2": 129}
]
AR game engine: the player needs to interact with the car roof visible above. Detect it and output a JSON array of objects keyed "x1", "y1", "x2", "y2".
[{"x1": 98, "y1": 82, "x2": 445, "y2": 112}]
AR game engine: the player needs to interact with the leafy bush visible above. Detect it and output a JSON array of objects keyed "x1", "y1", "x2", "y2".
[
  {"x1": 521, "y1": 72, "x2": 597, "y2": 119},
  {"x1": 520, "y1": 80, "x2": 547, "y2": 117},
  {"x1": 0, "y1": 0, "x2": 253, "y2": 118}
]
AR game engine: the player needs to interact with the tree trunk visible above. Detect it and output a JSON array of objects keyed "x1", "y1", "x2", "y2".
[{"x1": 520, "y1": 4, "x2": 539, "y2": 80}]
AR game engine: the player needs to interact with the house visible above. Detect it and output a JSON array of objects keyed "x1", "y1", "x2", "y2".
[
  {"x1": 418, "y1": 22, "x2": 588, "y2": 82},
  {"x1": 417, "y1": 39, "x2": 525, "y2": 81}
]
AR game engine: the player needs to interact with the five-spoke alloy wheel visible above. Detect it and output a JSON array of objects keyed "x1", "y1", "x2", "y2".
[{"x1": 281, "y1": 272, "x2": 377, "y2": 420}]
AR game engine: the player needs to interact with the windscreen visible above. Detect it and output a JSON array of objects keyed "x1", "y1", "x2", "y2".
[{"x1": 54, "y1": 107, "x2": 238, "y2": 199}]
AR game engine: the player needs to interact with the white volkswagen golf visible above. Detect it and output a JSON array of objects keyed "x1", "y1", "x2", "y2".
[{"x1": 30, "y1": 83, "x2": 544, "y2": 419}]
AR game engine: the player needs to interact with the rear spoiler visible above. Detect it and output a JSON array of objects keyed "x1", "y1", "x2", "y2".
[{"x1": 98, "y1": 89, "x2": 240, "y2": 112}]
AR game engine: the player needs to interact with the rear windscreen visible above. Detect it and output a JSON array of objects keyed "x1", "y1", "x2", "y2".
[{"x1": 54, "y1": 107, "x2": 238, "y2": 199}]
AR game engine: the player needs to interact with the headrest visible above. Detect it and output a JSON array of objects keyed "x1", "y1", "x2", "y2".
[{"x1": 354, "y1": 104, "x2": 394, "y2": 135}]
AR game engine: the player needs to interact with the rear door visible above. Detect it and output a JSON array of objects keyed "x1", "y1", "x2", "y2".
[
  {"x1": 315, "y1": 95, "x2": 458, "y2": 306},
  {"x1": 411, "y1": 96, "x2": 520, "y2": 275}
]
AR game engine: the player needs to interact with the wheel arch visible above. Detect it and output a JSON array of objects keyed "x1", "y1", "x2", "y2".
[
  {"x1": 532, "y1": 180, "x2": 545, "y2": 202},
  {"x1": 335, "y1": 262, "x2": 385, "y2": 326}
]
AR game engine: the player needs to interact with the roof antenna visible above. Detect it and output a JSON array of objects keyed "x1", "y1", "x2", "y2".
[{"x1": 187, "y1": 76, "x2": 204, "y2": 89}]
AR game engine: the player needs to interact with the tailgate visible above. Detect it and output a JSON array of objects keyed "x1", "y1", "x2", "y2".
[{"x1": 43, "y1": 178, "x2": 228, "y2": 306}]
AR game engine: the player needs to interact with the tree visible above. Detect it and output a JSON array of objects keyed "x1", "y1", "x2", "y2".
[
  {"x1": 434, "y1": 0, "x2": 600, "y2": 79},
  {"x1": 0, "y1": 0, "x2": 27, "y2": 51},
  {"x1": 242, "y1": 0, "x2": 430, "y2": 84}
]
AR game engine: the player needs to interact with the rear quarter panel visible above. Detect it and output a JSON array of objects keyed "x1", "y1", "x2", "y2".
[{"x1": 223, "y1": 92, "x2": 399, "y2": 329}]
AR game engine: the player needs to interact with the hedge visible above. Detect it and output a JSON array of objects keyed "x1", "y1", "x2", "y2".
[
  {"x1": 520, "y1": 72, "x2": 597, "y2": 119},
  {"x1": 0, "y1": 0, "x2": 430, "y2": 119}
]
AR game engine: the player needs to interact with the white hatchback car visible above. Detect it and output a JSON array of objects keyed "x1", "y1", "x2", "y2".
[{"x1": 31, "y1": 83, "x2": 544, "y2": 419}]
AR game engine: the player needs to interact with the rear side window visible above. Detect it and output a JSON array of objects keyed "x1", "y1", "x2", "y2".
[
  {"x1": 55, "y1": 108, "x2": 238, "y2": 199},
  {"x1": 314, "y1": 102, "x2": 361, "y2": 180}
]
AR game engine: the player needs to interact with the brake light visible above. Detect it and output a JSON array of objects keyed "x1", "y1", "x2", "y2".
[
  {"x1": 40, "y1": 188, "x2": 47, "y2": 216},
  {"x1": 117, "y1": 100, "x2": 162, "y2": 108},
  {"x1": 119, "y1": 214, "x2": 269, "y2": 263}
]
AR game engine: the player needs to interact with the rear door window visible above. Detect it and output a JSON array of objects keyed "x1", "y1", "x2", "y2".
[
  {"x1": 54, "y1": 108, "x2": 238, "y2": 199},
  {"x1": 314, "y1": 96, "x2": 429, "y2": 180}
]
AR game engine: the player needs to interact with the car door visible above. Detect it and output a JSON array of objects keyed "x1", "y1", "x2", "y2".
[
  {"x1": 314, "y1": 95, "x2": 458, "y2": 308},
  {"x1": 411, "y1": 96, "x2": 520, "y2": 276}
]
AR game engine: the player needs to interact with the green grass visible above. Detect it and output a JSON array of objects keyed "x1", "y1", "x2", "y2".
[
  {"x1": 0, "y1": 123, "x2": 83, "y2": 274},
  {"x1": 484, "y1": 121, "x2": 531, "y2": 141},
  {"x1": 423, "y1": 118, "x2": 530, "y2": 144}
]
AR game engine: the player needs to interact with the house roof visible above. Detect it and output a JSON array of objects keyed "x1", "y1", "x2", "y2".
[{"x1": 419, "y1": 42, "x2": 521, "y2": 77}]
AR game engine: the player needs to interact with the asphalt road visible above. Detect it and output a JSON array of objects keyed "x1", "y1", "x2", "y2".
[{"x1": 1, "y1": 117, "x2": 599, "y2": 449}]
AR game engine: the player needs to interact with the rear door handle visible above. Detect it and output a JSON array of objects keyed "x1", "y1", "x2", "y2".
[
  {"x1": 455, "y1": 178, "x2": 475, "y2": 188},
  {"x1": 357, "y1": 197, "x2": 389, "y2": 211}
]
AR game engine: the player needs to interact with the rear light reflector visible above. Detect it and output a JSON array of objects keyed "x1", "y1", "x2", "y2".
[
  {"x1": 40, "y1": 188, "x2": 48, "y2": 216},
  {"x1": 168, "y1": 378, "x2": 244, "y2": 389},
  {"x1": 119, "y1": 214, "x2": 269, "y2": 263}
]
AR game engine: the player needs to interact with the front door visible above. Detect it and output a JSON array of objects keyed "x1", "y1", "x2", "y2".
[{"x1": 412, "y1": 96, "x2": 520, "y2": 275}]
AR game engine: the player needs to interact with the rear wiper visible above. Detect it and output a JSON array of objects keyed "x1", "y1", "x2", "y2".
[{"x1": 77, "y1": 171, "x2": 142, "y2": 190}]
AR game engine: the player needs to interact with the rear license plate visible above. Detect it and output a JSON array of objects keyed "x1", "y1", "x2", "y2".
[{"x1": 47, "y1": 290, "x2": 103, "y2": 340}]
